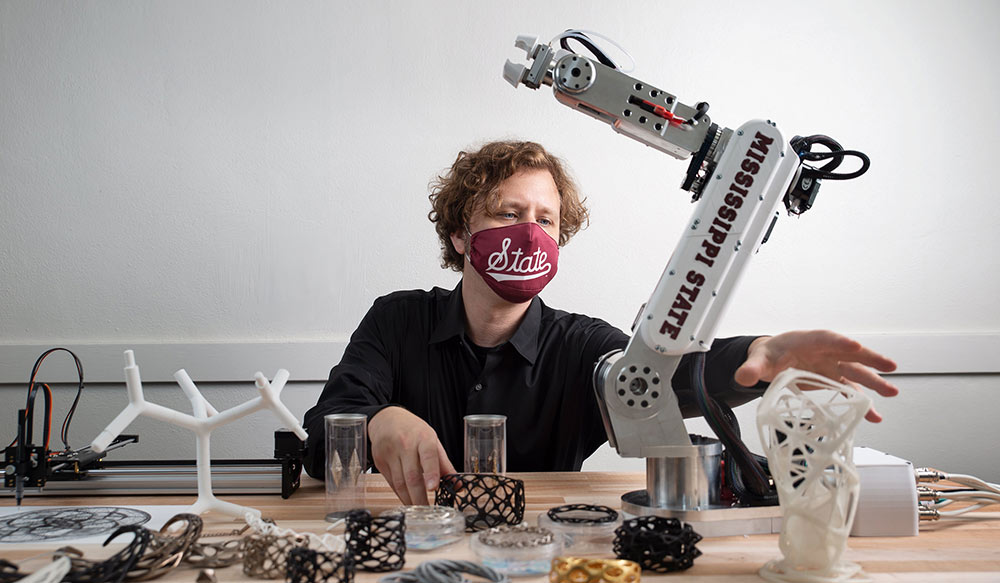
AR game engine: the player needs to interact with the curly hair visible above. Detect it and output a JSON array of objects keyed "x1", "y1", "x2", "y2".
[{"x1": 428, "y1": 140, "x2": 589, "y2": 272}]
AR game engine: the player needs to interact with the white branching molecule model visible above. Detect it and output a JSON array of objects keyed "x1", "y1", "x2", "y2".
[
  {"x1": 90, "y1": 350, "x2": 309, "y2": 518},
  {"x1": 756, "y1": 369, "x2": 872, "y2": 583}
]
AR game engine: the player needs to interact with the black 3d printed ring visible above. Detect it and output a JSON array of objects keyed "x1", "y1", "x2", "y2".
[
  {"x1": 345, "y1": 509, "x2": 406, "y2": 572},
  {"x1": 612, "y1": 516, "x2": 702, "y2": 573},
  {"x1": 434, "y1": 473, "x2": 525, "y2": 532},
  {"x1": 287, "y1": 547, "x2": 355, "y2": 583},
  {"x1": 546, "y1": 504, "x2": 619, "y2": 524}
]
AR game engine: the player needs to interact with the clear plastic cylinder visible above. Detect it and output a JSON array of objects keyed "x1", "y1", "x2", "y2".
[
  {"x1": 464, "y1": 414, "x2": 506, "y2": 474},
  {"x1": 325, "y1": 413, "x2": 367, "y2": 520}
]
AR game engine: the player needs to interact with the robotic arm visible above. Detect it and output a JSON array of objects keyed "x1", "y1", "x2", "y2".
[{"x1": 504, "y1": 33, "x2": 868, "y2": 460}]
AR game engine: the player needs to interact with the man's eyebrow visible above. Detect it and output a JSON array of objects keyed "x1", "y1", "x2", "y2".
[{"x1": 498, "y1": 199, "x2": 559, "y2": 215}]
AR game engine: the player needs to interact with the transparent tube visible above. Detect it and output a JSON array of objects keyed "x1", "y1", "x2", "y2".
[
  {"x1": 464, "y1": 414, "x2": 506, "y2": 474},
  {"x1": 325, "y1": 413, "x2": 367, "y2": 520}
]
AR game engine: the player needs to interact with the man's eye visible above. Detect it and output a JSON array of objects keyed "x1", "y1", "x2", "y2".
[
  {"x1": 538, "y1": 218, "x2": 552, "y2": 226},
  {"x1": 500, "y1": 212, "x2": 516, "y2": 219}
]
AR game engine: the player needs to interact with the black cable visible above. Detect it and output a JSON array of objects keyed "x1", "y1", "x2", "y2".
[
  {"x1": 22, "y1": 380, "x2": 52, "y2": 452},
  {"x1": 559, "y1": 31, "x2": 619, "y2": 69},
  {"x1": 8, "y1": 348, "x2": 86, "y2": 453},
  {"x1": 790, "y1": 134, "x2": 870, "y2": 181},
  {"x1": 685, "y1": 102, "x2": 710, "y2": 126},
  {"x1": 690, "y1": 352, "x2": 776, "y2": 504}
]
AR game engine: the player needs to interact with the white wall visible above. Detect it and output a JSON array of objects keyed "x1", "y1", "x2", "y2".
[{"x1": 1, "y1": 2, "x2": 998, "y2": 481}]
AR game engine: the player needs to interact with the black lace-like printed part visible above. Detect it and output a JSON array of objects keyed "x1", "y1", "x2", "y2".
[
  {"x1": 547, "y1": 504, "x2": 619, "y2": 524},
  {"x1": 434, "y1": 473, "x2": 525, "y2": 532},
  {"x1": 0, "y1": 559, "x2": 22, "y2": 583},
  {"x1": 286, "y1": 547, "x2": 355, "y2": 583},
  {"x1": 345, "y1": 509, "x2": 405, "y2": 572},
  {"x1": 612, "y1": 516, "x2": 703, "y2": 572},
  {"x1": 127, "y1": 513, "x2": 203, "y2": 581},
  {"x1": 0, "y1": 506, "x2": 151, "y2": 543},
  {"x1": 58, "y1": 525, "x2": 153, "y2": 583}
]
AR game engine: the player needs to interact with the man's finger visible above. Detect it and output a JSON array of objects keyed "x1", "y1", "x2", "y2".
[
  {"x1": 438, "y1": 440, "x2": 457, "y2": 476},
  {"x1": 840, "y1": 362, "x2": 900, "y2": 397},
  {"x1": 401, "y1": 451, "x2": 430, "y2": 506},
  {"x1": 384, "y1": 458, "x2": 412, "y2": 505},
  {"x1": 842, "y1": 347, "x2": 898, "y2": 374},
  {"x1": 418, "y1": 440, "x2": 443, "y2": 492}
]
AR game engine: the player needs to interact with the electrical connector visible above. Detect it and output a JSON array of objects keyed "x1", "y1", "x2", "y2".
[
  {"x1": 915, "y1": 467, "x2": 945, "y2": 483},
  {"x1": 918, "y1": 505, "x2": 940, "y2": 521}
]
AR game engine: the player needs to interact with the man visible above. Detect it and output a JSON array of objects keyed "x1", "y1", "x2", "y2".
[{"x1": 303, "y1": 140, "x2": 898, "y2": 505}]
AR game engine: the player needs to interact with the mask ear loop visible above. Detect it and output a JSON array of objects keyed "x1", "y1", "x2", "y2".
[{"x1": 464, "y1": 225, "x2": 474, "y2": 262}]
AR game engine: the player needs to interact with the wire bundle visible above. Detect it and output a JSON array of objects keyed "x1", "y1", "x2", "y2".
[
  {"x1": 689, "y1": 352, "x2": 777, "y2": 506},
  {"x1": 552, "y1": 30, "x2": 634, "y2": 73},
  {"x1": 918, "y1": 468, "x2": 1000, "y2": 517},
  {"x1": 6, "y1": 348, "x2": 86, "y2": 455},
  {"x1": 789, "y1": 135, "x2": 870, "y2": 181}
]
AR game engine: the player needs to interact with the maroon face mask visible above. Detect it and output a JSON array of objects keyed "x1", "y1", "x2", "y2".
[{"x1": 467, "y1": 222, "x2": 559, "y2": 304}]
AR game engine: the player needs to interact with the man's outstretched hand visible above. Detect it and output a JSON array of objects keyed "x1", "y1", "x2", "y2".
[
  {"x1": 735, "y1": 330, "x2": 899, "y2": 423},
  {"x1": 368, "y1": 406, "x2": 457, "y2": 505}
]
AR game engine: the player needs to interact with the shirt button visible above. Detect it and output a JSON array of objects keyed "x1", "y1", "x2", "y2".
[{"x1": 473, "y1": 383, "x2": 483, "y2": 392}]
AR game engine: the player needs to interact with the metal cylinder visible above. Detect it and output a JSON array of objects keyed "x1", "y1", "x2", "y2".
[{"x1": 646, "y1": 435, "x2": 722, "y2": 510}]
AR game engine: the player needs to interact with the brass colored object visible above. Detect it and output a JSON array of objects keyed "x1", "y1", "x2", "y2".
[
  {"x1": 186, "y1": 539, "x2": 244, "y2": 569},
  {"x1": 200, "y1": 524, "x2": 250, "y2": 538},
  {"x1": 242, "y1": 532, "x2": 307, "y2": 579},
  {"x1": 127, "y1": 514, "x2": 203, "y2": 581},
  {"x1": 549, "y1": 558, "x2": 641, "y2": 583}
]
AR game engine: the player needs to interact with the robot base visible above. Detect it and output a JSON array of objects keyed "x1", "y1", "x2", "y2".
[
  {"x1": 621, "y1": 438, "x2": 782, "y2": 538},
  {"x1": 621, "y1": 490, "x2": 782, "y2": 538}
]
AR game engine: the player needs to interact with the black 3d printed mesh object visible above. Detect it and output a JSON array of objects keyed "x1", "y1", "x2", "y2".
[
  {"x1": 612, "y1": 516, "x2": 702, "y2": 572},
  {"x1": 547, "y1": 504, "x2": 619, "y2": 524},
  {"x1": 58, "y1": 525, "x2": 153, "y2": 583},
  {"x1": 0, "y1": 559, "x2": 21, "y2": 583},
  {"x1": 345, "y1": 509, "x2": 405, "y2": 572},
  {"x1": 286, "y1": 547, "x2": 354, "y2": 583},
  {"x1": 434, "y1": 473, "x2": 525, "y2": 532},
  {"x1": 127, "y1": 513, "x2": 203, "y2": 581}
]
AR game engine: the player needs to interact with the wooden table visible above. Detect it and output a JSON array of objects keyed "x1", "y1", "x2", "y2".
[{"x1": 3, "y1": 472, "x2": 999, "y2": 581}]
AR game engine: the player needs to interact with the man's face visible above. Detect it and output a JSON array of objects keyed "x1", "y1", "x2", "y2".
[{"x1": 451, "y1": 168, "x2": 561, "y2": 256}]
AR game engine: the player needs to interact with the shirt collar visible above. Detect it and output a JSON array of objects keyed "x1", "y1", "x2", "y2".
[
  {"x1": 429, "y1": 282, "x2": 467, "y2": 345},
  {"x1": 429, "y1": 280, "x2": 541, "y2": 365}
]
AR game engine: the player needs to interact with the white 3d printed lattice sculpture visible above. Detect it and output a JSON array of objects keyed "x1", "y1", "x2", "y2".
[
  {"x1": 756, "y1": 368, "x2": 872, "y2": 583},
  {"x1": 90, "y1": 350, "x2": 309, "y2": 518}
]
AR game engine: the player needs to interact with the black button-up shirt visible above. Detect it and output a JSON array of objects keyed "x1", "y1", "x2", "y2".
[{"x1": 303, "y1": 282, "x2": 764, "y2": 478}]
